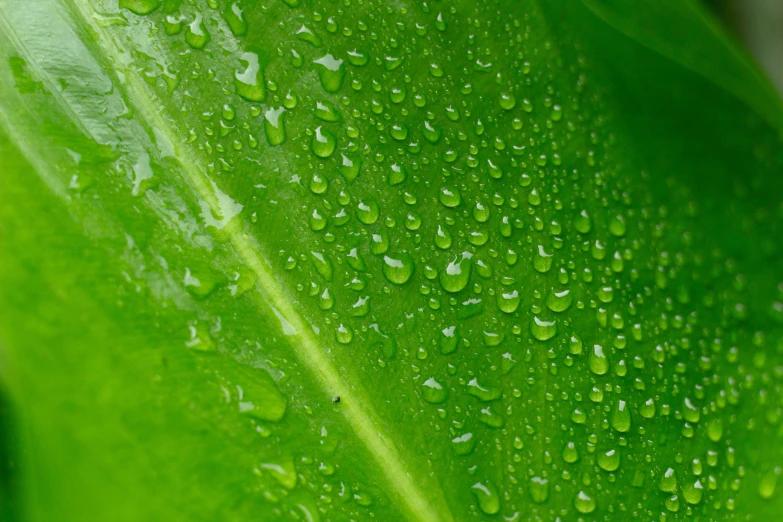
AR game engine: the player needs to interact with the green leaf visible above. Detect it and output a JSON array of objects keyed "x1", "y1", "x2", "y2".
[{"x1": 2, "y1": 0, "x2": 783, "y2": 520}]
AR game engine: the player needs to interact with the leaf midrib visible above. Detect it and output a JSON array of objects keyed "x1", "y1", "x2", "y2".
[{"x1": 34, "y1": 1, "x2": 454, "y2": 520}]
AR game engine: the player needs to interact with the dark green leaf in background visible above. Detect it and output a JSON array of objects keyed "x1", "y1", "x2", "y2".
[{"x1": 1, "y1": 0, "x2": 783, "y2": 520}]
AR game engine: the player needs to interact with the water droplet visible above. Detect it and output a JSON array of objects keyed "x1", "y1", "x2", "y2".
[
  {"x1": 235, "y1": 52, "x2": 265, "y2": 101},
  {"x1": 312, "y1": 126, "x2": 336, "y2": 158},
  {"x1": 389, "y1": 163, "x2": 407, "y2": 185},
  {"x1": 479, "y1": 405, "x2": 504, "y2": 428},
  {"x1": 707, "y1": 419, "x2": 723, "y2": 442},
  {"x1": 683, "y1": 480, "x2": 703, "y2": 505},
  {"x1": 575, "y1": 210, "x2": 592, "y2": 234},
  {"x1": 569, "y1": 335, "x2": 583, "y2": 355},
  {"x1": 683, "y1": 397, "x2": 701, "y2": 423},
  {"x1": 389, "y1": 124, "x2": 409, "y2": 141},
  {"x1": 440, "y1": 252, "x2": 473, "y2": 293},
  {"x1": 119, "y1": 0, "x2": 160, "y2": 15},
  {"x1": 659, "y1": 468, "x2": 677, "y2": 493},
  {"x1": 295, "y1": 24, "x2": 322, "y2": 47},
  {"x1": 609, "y1": 214, "x2": 626, "y2": 237},
  {"x1": 260, "y1": 458, "x2": 297, "y2": 489},
  {"x1": 499, "y1": 92, "x2": 516, "y2": 110},
  {"x1": 356, "y1": 200, "x2": 380, "y2": 224},
  {"x1": 183, "y1": 267, "x2": 219, "y2": 298},
  {"x1": 422, "y1": 121, "x2": 442, "y2": 143},
  {"x1": 349, "y1": 296, "x2": 370, "y2": 317},
  {"x1": 370, "y1": 231, "x2": 389, "y2": 255},
  {"x1": 434, "y1": 225, "x2": 452, "y2": 249},
  {"x1": 223, "y1": 2, "x2": 247, "y2": 36},
  {"x1": 467, "y1": 378, "x2": 501, "y2": 401},
  {"x1": 473, "y1": 202, "x2": 490, "y2": 222},
  {"x1": 338, "y1": 153, "x2": 361, "y2": 182},
  {"x1": 382, "y1": 253, "x2": 414, "y2": 285},
  {"x1": 759, "y1": 467, "x2": 780, "y2": 499},
  {"x1": 438, "y1": 186, "x2": 461, "y2": 207},
  {"x1": 313, "y1": 54, "x2": 345, "y2": 93},
  {"x1": 346, "y1": 248, "x2": 366, "y2": 271},
  {"x1": 452, "y1": 432, "x2": 475, "y2": 455},
  {"x1": 390, "y1": 86, "x2": 406, "y2": 103},
  {"x1": 309, "y1": 208, "x2": 326, "y2": 231},
  {"x1": 574, "y1": 491, "x2": 596, "y2": 514},
  {"x1": 531, "y1": 316, "x2": 556, "y2": 341},
  {"x1": 347, "y1": 49, "x2": 369, "y2": 66},
  {"x1": 611, "y1": 400, "x2": 631, "y2": 433},
  {"x1": 263, "y1": 107, "x2": 285, "y2": 145},
  {"x1": 589, "y1": 344, "x2": 609, "y2": 375},
  {"x1": 529, "y1": 477, "x2": 549, "y2": 504},
  {"x1": 498, "y1": 289, "x2": 520, "y2": 314},
  {"x1": 598, "y1": 449, "x2": 620, "y2": 472},
  {"x1": 185, "y1": 14, "x2": 210, "y2": 49},
  {"x1": 314, "y1": 100, "x2": 340, "y2": 122},
  {"x1": 471, "y1": 481, "x2": 500, "y2": 515},
  {"x1": 533, "y1": 245, "x2": 553, "y2": 273},
  {"x1": 335, "y1": 323, "x2": 353, "y2": 344},
  {"x1": 440, "y1": 326, "x2": 459, "y2": 354},
  {"x1": 310, "y1": 251, "x2": 333, "y2": 281},
  {"x1": 422, "y1": 377, "x2": 448, "y2": 403},
  {"x1": 318, "y1": 288, "x2": 334, "y2": 310},
  {"x1": 546, "y1": 288, "x2": 572, "y2": 312},
  {"x1": 640, "y1": 398, "x2": 656, "y2": 418},
  {"x1": 563, "y1": 442, "x2": 579, "y2": 463}
]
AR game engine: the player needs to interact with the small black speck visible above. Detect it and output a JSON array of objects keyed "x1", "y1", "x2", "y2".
[{"x1": 332, "y1": 395, "x2": 341, "y2": 403}]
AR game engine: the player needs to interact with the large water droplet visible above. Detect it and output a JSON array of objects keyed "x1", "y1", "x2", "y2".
[
  {"x1": 313, "y1": 54, "x2": 345, "y2": 93},
  {"x1": 263, "y1": 107, "x2": 285, "y2": 145},
  {"x1": 452, "y1": 432, "x2": 475, "y2": 455},
  {"x1": 235, "y1": 52, "x2": 264, "y2": 101},
  {"x1": 530, "y1": 316, "x2": 556, "y2": 341},
  {"x1": 440, "y1": 326, "x2": 459, "y2": 354},
  {"x1": 574, "y1": 491, "x2": 596, "y2": 514},
  {"x1": 382, "y1": 253, "x2": 414, "y2": 285},
  {"x1": 438, "y1": 186, "x2": 461, "y2": 207},
  {"x1": 119, "y1": 0, "x2": 160, "y2": 15},
  {"x1": 440, "y1": 252, "x2": 473, "y2": 293},
  {"x1": 611, "y1": 400, "x2": 631, "y2": 432},
  {"x1": 356, "y1": 199, "x2": 380, "y2": 224},
  {"x1": 312, "y1": 126, "x2": 336, "y2": 158},
  {"x1": 422, "y1": 377, "x2": 448, "y2": 403},
  {"x1": 471, "y1": 481, "x2": 500, "y2": 515},
  {"x1": 467, "y1": 378, "x2": 501, "y2": 401},
  {"x1": 529, "y1": 477, "x2": 549, "y2": 504},
  {"x1": 597, "y1": 449, "x2": 620, "y2": 471},
  {"x1": 185, "y1": 14, "x2": 210, "y2": 49},
  {"x1": 498, "y1": 289, "x2": 520, "y2": 313},
  {"x1": 589, "y1": 344, "x2": 608, "y2": 375},
  {"x1": 546, "y1": 288, "x2": 572, "y2": 312},
  {"x1": 659, "y1": 468, "x2": 677, "y2": 493}
]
